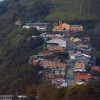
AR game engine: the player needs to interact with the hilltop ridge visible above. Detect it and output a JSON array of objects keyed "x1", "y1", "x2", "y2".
[
  {"x1": 0, "y1": 0, "x2": 100, "y2": 21},
  {"x1": 46, "y1": 0, "x2": 100, "y2": 21}
]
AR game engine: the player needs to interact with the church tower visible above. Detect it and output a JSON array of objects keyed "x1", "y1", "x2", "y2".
[{"x1": 59, "y1": 20, "x2": 62, "y2": 30}]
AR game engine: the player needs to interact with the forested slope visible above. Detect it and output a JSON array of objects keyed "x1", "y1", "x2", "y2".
[{"x1": 0, "y1": 0, "x2": 48, "y2": 94}]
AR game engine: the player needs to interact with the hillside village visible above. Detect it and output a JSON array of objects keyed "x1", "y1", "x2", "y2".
[
  {"x1": 0, "y1": 0, "x2": 100, "y2": 99},
  {"x1": 0, "y1": 19, "x2": 100, "y2": 99},
  {"x1": 22, "y1": 20, "x2": 100, "y2": 88},
  {"x1": 0, "y1": 20, "x2": 100, "y2": 99}
]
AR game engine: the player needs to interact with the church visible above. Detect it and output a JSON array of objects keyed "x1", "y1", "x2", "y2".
[{"x1": 53, "y1": 20, "x2": 83, "y2": 31}]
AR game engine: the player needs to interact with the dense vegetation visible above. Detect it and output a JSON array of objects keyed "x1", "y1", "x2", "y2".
[
  {"x1": 32, "y1": 84, "x2": 100, "y2": 100},
  {"x1": 0, "y1": 0, "x2": 50, "y2": 95},
  {"x1": 0, "y1": 27, "x2": 44, "y2": 94},
  {"x1": 45, "y1": 52, "x2": 69, "y2": 60}
]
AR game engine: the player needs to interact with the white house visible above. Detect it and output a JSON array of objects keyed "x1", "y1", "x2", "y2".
[
  {"x1": 73, "y1": 38, "x2": 81, "y2": 42},
  {"x1": 61, "y1": 81, "x2": 68, "y2": 87},
  {"x1": 23, "y1": 23, "x2": 50, "y2": 31}
]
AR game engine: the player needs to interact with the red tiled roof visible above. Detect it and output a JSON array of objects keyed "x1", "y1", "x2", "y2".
[
  {"x1": 64, "y1": 34, "x2": 71, "y2": 37},
  {"x1": 91, "y1": 66, "x2": 100, "y2": 71},
  {"x1": 75, "y1": 41, "x2": 84, "y2": 45},
  {"x1": 74, "y1": 74, "x2": 91, "y2": 79}
]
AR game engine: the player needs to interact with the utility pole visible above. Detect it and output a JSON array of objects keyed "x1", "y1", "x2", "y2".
[
  {"x1": 16, "y1": 90, "x2": 18, "y2": 97},
  {"x1": 14, "y1": 90, "x2": 18, "y2": 100},
  {"x1": 88, "y1": 0, "x2": 91, "y2": 15},
  {"x1": 44, "y1": 33, "x2": 47, "y2": 50},
  {"x1": 80, "y1": 5, "x2": 82, "y2": 15}
]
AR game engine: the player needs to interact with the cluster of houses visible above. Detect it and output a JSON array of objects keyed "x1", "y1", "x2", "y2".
[
  {"x1": 15, "y1": 20, "x2": 83, "y2": 32},
  {"x1": 25, "y1": 20, "x2": 100, "y2": 87},
  {"x1": 29, "y1": 33, "x2": 69, "y2": 88},
  {"x1": 69, "y1": 35, "x2": 100, "y2": 84},
  {"x1": 29, "y1": 29, "x2": 100, "y2": 87}
]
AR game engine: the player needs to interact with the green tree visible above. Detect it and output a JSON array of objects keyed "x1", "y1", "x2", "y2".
[{"x1": 66, "y1": 85, "x2": 100, "y2": 100}]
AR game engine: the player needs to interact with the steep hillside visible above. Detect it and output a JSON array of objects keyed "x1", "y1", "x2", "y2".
[
  {"x1": 0, "y1": 0, "x2": 46, "y2": 94},
  {"x1": 0, "y1": 0, "x2": 99, "y2": 96},
  {"x1": 45, "y1": 0, "x2": 100, "y2": 21}
]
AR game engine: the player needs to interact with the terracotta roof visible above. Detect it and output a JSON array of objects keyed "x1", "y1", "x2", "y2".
[
  {"x1": 74, "y1": 74, "x2": 91, "y2": 79},
  {"x1": 91, "y1": 66, "x2": 100, "y2": 71},
  {"x1": 75, "y1": 41, "x2": 84, "y2": 45}
]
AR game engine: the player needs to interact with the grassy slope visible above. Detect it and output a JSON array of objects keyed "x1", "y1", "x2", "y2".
[{"x1": 45, "y1": 0, "x2": 99, "y2": 21}]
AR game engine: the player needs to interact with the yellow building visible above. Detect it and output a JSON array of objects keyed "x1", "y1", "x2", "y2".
[
  {"x1": 70, "y1": 25, "x2": 83, "y2": 31},
  {"x1": 53, "y1": 20, "x2": 83, "y2": 31}
]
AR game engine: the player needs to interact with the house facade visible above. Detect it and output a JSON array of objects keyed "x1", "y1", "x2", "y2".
[{"x1": 53, "y1": 20, "x2": 83, "y2": 31}]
